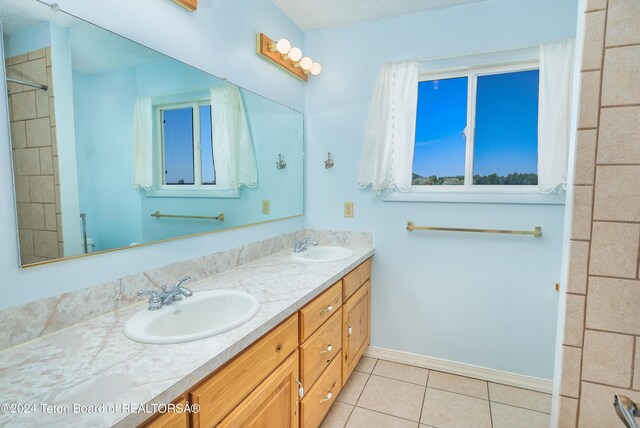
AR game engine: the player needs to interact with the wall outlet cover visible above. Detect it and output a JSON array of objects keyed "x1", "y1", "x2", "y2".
[
  {"x1": 262, "y1": 199, "x2": 271, "y2": 214},
  {"x1": 344, "y1": 202, "x2": 354, "y2": 218}
]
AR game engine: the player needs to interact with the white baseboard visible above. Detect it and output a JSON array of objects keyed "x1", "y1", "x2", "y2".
[{"x1": 365, "y1": 346, "x2": 553, "y2": 393}]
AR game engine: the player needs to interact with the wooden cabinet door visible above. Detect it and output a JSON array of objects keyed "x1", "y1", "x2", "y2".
[
  {"x1": 141, "y1": 396, "x2": 189, "y2": 428},
  {"x1": 218, "y1": 351, "x2": 299, "y2": 428},
  {"x1": 342, "y1": 280, "x2": 371, "y2": 384}
]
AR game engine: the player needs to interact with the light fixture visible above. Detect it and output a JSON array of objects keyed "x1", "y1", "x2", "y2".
[
  {"x1": 309, "y1": 63, "x2": 322, "y2": 76},
  {"x1": 298, "y1": 57, "x2": 313, "y2": 71},
  {"x1": 173, "y1": 0, "x2": 197, "y2": 11},
  {"x1": 269, "y1": 39, "x2": 291, "y2": 55},
  {"x1": 257, "y1": 33, "x2": 321, "y2": 81},
  {"x1": 287, "y1": 47, "x2": 302, "y2": 62}
]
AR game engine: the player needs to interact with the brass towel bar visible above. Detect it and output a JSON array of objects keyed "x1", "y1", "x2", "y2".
[
  {"x1": 151, "y1": 211, "x2": 224, "y2": 221},
  {"x1": 406, "y1": 221, "x2": 542, "y2": 238}
]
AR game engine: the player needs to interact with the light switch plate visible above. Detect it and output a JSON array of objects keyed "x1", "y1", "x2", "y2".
[
  {"x1": 344, "y1": 202, "x2": 354, "y2": 218},
  {"x1": 262, "y1": 199, "x2": 271, "y2": 214}
]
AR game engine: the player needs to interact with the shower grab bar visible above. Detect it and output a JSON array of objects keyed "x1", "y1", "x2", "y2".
[
  {"x1": 6, "y1": 77, "x2": 48, "y2": 91},
  {"x1": 151, "y1": 211, "x2": 224, "y2": 221},
  {"x1": 406, "y1": 221, "x2": 542, "y2": 238}
]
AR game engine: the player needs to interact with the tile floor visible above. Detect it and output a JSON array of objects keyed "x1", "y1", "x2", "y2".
[{"x1": 321, "y1": 357, "x2": 552, "y2": 428}]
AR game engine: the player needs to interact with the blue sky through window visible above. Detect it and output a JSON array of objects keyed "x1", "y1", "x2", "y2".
[
  {"x1": 163, "y1": 107, "x2": 194, "y2": 185},
  {"x1": 474, "y1": 70, "x2": 539, "y2": 178},
  {"x1": 413, "y1": 69, "x2": 539, "y2": 186},
  {"x1": 413, "y1": 77, "x2": 468, "y2": 181}
]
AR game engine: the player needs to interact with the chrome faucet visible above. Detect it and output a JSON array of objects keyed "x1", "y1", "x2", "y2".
[
  {"x1": 137, "y1": 277, "x2": 193, "y2": 311},
  {"x1": 137, "y1": 289, "x2": 162, "y2": 311},
  {"x1": 160, "y1": 276, "x2": 193, "y2": 306},
  {"x1": 294, "y1": 235, "x2": 319, "y2": 253}
]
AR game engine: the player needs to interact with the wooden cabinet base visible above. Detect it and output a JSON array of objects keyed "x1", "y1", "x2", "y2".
[
  {"x1": 342, "y1": 280, "x2": 371, "y2": 384},
  {"x1": 218, "y1": 351, "x2": 299, "y2": 428},
  {"x1": 301, "y1": 355, "x2": 342, "y2": 428}
]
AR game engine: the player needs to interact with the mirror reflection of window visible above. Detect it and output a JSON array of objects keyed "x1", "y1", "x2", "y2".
[{"x1": 1, "y1": 0, "x2": 304, "y2": 266}]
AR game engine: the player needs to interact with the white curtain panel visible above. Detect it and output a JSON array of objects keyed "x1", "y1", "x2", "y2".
[
  {"x1": 210, "y1": 86, "x2": 258, "y2": 190},
  {"x1": 132, "y1": 97, "x2": 153, "y2": 190},
  {"x1": 357, "y1": 62, "x2": 419, "y2": 194},
  {"x1": 538, "y1": 38, "x2": 575, "y2": 194}
]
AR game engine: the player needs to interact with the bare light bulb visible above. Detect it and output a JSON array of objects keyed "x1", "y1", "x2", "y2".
[
  {"x1": 275, "y1": 39, "x2": 291, "y2": 54},
  {"x1": 287, "y1": 47, "x2": 302, "y2": 62},
  {"x1": 310, "y1": 63, "x2": 322, "y2": 76},
  {"x1": 299, "y1": 57, "x2": 313, "y2": 71}
]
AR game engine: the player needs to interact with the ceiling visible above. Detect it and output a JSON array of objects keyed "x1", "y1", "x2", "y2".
[{"x1": 270, "y1": 0, "x2": 490, "y2": 32}]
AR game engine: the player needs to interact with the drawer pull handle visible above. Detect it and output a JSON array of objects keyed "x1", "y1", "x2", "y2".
[
  {"x1": 296, "y1": 380, "x2": 304, "y2": 400},
  {"x1": 346, "y1": 322, "x2": 353, "y2": 336},
  {"x1": 320, "y1": 305, "x2": 333, "y2": 314},
  {"x1": 320, "y1": 392, "x2": 333, "y2": 403},
  {"x1": 320, "y1": 344, "x2": 333, "y2": 354}
]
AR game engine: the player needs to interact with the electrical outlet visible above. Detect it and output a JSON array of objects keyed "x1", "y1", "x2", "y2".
[
  {"x1": 262, "y1": 199, "x2": 271, "y2": 214},
  {"x1": 344, "y1": 202, "x2": 354, "y2": 218}
]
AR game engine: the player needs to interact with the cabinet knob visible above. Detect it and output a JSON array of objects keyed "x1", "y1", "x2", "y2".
[
  {"x1": 346, "y1": 322, "x2": 353, "y2": 336},
  {"x1": 320, "y1": 344, "x2": 333, "y2": 354},
  {"x1": 320, "y1": 305, "x2": 333, "y2": 314},
  {"x1": 320, "y1": 392, "x2": 333, "y2": 403}
]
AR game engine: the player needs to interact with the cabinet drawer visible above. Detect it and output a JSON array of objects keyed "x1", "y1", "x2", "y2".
[
  {"x1": 343, "y1": 258, "x2": 371, "y2": 301},
  {"x1": 190, "y1": 314, "x2": 298, "y2": 427},
  {"x1": 299, "y1": 310, "x2": 341, "y2": 389},
  {"x1": 141, "y1": 396, "x2": 189, "y2": 428},
  {"x1": 299, "y1": 281, "x2": 342, "y2": 342},
  {"x1": 300, "y1": 354, "x2": 342, "y2": 428},
  {"x1": 218, "y1": 351, "x2": 299, "y2": 428}
]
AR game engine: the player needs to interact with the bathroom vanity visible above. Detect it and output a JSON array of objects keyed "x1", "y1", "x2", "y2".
[
  {"x1": 143, "y1": 258, "x2": 372, "y2": 428},
  {"x1": 0, "y1": 239, "x2": 373, "y2": 428}
]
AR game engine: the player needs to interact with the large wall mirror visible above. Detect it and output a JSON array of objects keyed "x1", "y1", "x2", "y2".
[{"x1": 1, "y1": 0, "x2": 304, "y2": 267}]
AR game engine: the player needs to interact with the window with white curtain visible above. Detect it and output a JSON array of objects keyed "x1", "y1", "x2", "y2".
[
  {"x1": 412, "y1": 62, "x2": 540, "y2": 190},
  {"x1": 157, "y1": 100, "x2": 217, "y2": 189}
]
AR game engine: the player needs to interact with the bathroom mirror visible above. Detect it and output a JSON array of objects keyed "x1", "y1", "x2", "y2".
[{"x1": 1, "y1": 0, "x2": 303, "y2": 267}]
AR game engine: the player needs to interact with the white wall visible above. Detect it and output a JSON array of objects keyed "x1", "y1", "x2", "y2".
[
  {"x1": 305, "y1": 0, "x2": 578, "y2": 378},
  {"x1": 0, "y1": 0, "x2": 305, "y2": 309}
]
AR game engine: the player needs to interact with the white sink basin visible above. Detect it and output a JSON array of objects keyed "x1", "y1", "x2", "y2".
[
  {"x1": 124, "y1": 290, "x2": 260, "y2": 344},
  {"x1": 291, "y1": 246, "x2": 354, "y2": 263}
]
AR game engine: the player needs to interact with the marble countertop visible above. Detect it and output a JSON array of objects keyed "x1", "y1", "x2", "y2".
[{"x1": 0, "y1": 246, "x2": 374, "y2": 428}]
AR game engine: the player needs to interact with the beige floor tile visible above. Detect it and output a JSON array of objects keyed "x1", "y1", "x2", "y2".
[
  {"x1": 421, "y1": 388, "x2": 491, "y2": 428},
  {"x1": 345, "y1": 407, "x2": 417, "y2": 428},
  {"x1": 337, "y1": 371, "x2": 369, "y2": 405},
  {"x1": 488, "y1": 383, "x2": 552, "y2": 414},
  {"x1": 357, "y1": 375, "x2": 425, "y2": 422},
  {"x1": 491, "y1": 403, "x2": 551, "y2": 428},
  {"x1": 427, "y1": 371, "x2": 488, "y2": 399},
  {"x1": 355, "y1": 356, "x2": 377, "y2": 374},
  {"x1": 321, "y1": 402, "x2": 353, "y2": 428},
  {"x1": 373, "y1": 360, "x2": 429, "y2": 385}
]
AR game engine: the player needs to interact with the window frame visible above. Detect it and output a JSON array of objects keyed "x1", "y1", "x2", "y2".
[
  {"x1": 157, "y1": 99, "x2": 212, "y2": 190},
  {"x1": 146, "y1": 96, "x2": 239, "y2": 198},
  {"x1": 412, "y1": 60, "x2": 541, "y2": 194}
]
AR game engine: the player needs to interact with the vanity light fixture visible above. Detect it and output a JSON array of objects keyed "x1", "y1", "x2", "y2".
[
  {"x1": 257, "y1": 33, "x2": 321, "y2": 81},
  {"x1": 173, "y1": 0, "x2": 197, "y2": 11}
]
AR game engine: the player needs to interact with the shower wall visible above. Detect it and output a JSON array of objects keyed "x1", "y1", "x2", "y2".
[
  {"x1": 6, "y1": 47, "x2": 64, "y2": 264},
  {"x1": 559, "y1": 0, "x2": 640, "y2": 426}
]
